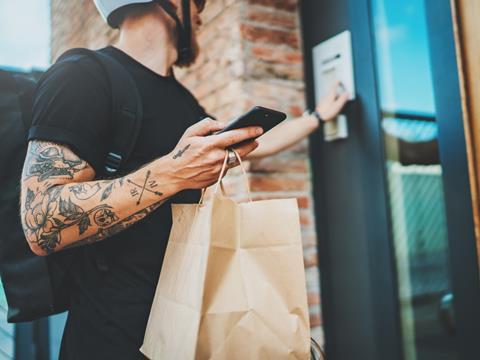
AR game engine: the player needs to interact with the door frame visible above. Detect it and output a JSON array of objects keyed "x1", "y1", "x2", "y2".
[{"x1": 424, "y1": 1, "x2": 480, "y2": 357}]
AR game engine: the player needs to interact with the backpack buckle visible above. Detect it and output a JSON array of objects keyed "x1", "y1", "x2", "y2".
[{"x1": 104, "y1": 152, "x2": 122, "y2": 173}]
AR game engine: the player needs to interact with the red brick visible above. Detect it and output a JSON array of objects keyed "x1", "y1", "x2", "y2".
[
  {"x1": 249, "y1": 157, "x2": 308, "y2": 173},
  {"x1": 247, "y1": 0, "x2": 298, "y2": 12},
  {"x1": 240, "y1": 24, "x2": 299, "y2": 48},
  {"x1": 307, "y1": 292, "x2": 321, "y2": 306},
  {"x1": 245, "y1": 9, "x2": 297, "y2": 29},
  {"x1": 249, "y1": 175, "x2": 309, "y2": 191},
  {"x1": 247, "y1": 60, "x2": 304, "y2": 80},
  {"x1": 304, "y1": 251, "x2": 318, "y2": 267},
  {"x1": 309, "y1": 313, "x2": 323, "y2": 328},
  {"x1": 297, "y1": 196, "x2": 310, "y2": 209},
  {"x1": 300, "y1": 211, "x2": 312, "y2": 226},
  {"x1": 248, "y1": 194, "x2": 310, "y2": 209},
  {"x1": 250, "y1": 45, "x2": 303, "y2": 64}
]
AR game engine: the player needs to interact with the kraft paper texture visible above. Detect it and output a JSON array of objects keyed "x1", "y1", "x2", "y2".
[{"x1": 141, "y1": 193, "x2": 310, "y2": 360}]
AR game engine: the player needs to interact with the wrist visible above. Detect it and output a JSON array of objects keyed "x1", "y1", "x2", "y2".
[
  {"x1": 146, "y1": 156, "x2": 184, "y2": 197},
  {"x1": 312, "y1": 110, "x2": 323, "y2": 123},
  {"x1": 303, "y1": 110, "x2": 322, "y2": 129}
]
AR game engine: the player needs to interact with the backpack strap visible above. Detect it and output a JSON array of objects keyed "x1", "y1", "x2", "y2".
[
  {"x1": 56, "y1": 48, "x2": 143, "y2": 174},
  {"x1": 55, "y1": 48, "x2": 144, "y2": 273}
]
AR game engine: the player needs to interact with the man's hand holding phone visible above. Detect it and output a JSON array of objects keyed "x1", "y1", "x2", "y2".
[{"x1": 159, "y1": 118, "x2": 262, "y2": 191}]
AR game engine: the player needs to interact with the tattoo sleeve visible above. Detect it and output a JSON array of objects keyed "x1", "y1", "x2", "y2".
[
  {"x1": 23, "y1": 141, "x2": 88, "y2": 182},
  {"x1": 20, "y1": 141, "x2": 172, "y2": 255},
  {"x1": 62, "y1": 203, "x2": 164, "y2": 250}
]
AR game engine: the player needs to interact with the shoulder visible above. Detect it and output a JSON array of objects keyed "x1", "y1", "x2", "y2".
[{"x1": 37, "y1": 53, "x2": 109, "y2": 97}]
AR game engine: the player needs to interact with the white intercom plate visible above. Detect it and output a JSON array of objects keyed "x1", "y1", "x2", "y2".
[
  {"x1": 312, "y1": 31, "x2": 355, "y2": 141},
  {"x1": 312, "y1": 30, "x2": 356, "y2": 102}
]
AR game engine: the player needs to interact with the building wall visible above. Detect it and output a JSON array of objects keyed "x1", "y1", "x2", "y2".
[{"x1": 50, "y1": 0, "x2": 323, "y2": 342}]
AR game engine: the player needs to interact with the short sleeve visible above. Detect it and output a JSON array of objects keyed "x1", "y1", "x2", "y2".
[{"x1": 28, "y1": 57, "x2": 111, "y2": 173}]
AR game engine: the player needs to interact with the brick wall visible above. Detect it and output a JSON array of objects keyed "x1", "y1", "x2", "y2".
[{"x1": 50, "y1": 0, "x2": 324, "y2": 344}]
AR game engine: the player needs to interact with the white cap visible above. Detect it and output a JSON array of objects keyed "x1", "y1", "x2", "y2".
[{"x1": 93, "y1": 0, "x2": 153, "y2": 27}]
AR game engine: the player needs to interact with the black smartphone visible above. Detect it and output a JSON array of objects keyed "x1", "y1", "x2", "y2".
[{"x1": 218, "y1": 106, "x2": 287, "y2": 135}]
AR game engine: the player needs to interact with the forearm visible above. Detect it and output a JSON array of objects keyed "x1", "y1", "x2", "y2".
[
  {"x1": 247, "y1": 114, "x2": 319, "y2": 159},
  {"x1": 21, "y1": 120, "x2": 260, "y2": 255},
  {"x1": 21, "y1": 157, "x2": 180, "y2": 256}
]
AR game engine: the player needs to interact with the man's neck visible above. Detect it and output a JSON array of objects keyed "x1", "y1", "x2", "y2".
[{"x1": 115, "y1": 19, "x2": 177, "y2": 77}]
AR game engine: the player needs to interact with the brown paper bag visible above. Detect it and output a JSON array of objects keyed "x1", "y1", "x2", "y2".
[{"x1": 141, "y1": 152, "x2": 311, "y2": 359}]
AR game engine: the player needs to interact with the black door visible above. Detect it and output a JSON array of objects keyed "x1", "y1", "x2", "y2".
[{"x1": 300, "y1": 1, "x2": 480, "y2": 359}]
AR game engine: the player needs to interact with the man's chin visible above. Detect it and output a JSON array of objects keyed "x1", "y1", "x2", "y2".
[
  {"x1": 174, "y1": 54, "x2": 198, "y2": 68},
  {"x1": 174, "y1": 41, "x2": 200, "y2": 68},
  {"x1": 175, "y1": 56, "x2": 197, "y2": 68}
]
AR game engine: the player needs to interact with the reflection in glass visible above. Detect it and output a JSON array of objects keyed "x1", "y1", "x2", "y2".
[{"x1": 370, "y1": 0, "x2": 458, "y2": 359}]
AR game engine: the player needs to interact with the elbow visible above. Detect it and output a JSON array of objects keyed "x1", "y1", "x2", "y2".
[
  {"x1": 31, "y1": 247, "x2": 49, "y2": 257},
  {"x1": 23, "y1": 224, "x2": 64, "y2": 256},
  {"x1": 24, "y1": 235, "x2": 49, "y2": 257},
  {"x1": 21, "y1": 226, "x2": 51, "y2": 257}
]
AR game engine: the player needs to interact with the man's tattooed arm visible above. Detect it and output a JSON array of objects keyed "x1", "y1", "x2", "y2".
[
  {"x1": 20, "y1": 141, "x2": 184, "y2": 256},
  {"x1": 23, "y1": 141, "x2": 88, "y2": 182},
  {"x1": 62, "y1": 203, "x2": 164, "y2": 250}
]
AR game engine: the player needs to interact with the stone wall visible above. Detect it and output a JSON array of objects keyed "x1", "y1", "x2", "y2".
[{"x1": 50, "y1": 0, "x2": 323, "y2": 343}]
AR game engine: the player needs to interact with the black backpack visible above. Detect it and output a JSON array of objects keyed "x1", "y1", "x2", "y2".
[{"x1": 0, "y1": 48, "x2": 143, "y2": 323}]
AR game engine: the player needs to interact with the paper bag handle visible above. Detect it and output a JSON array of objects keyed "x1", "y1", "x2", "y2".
[
  {"x1": 214, "y1": 149, "x2": 252, "y2": 202},
  {"x1": 198, "y1": 149, "x2": 252, "y2": 205}
]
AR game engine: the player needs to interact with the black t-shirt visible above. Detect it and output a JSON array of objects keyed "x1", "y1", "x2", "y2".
[{"x1": 29, "y1": 46, "x2": 206, "y2": 359}]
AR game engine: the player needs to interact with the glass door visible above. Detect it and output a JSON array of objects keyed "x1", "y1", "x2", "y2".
[{"x1": 370, "y1": 0, "x2": 463, "y2": 358}]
